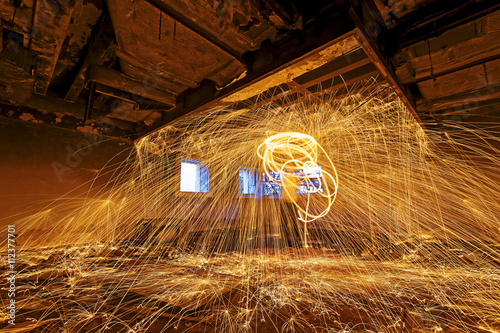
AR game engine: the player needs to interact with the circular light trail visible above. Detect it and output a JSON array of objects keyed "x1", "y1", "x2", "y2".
[{"x1": 257, "y1": 132, "x2": 339, "y2": 223}]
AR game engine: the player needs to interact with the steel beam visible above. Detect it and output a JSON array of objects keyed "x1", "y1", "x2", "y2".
[{"x1": 349, "y1": 7, "x2": 425, "y2": 128}]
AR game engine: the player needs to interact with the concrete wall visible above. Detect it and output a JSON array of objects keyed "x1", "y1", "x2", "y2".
[{"x1": 0, "y1": 117, "x2": 134, "y2": 229}]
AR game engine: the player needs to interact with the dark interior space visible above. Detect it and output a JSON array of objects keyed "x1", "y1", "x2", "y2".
[{"x1": 1, "y1": 1, "x2": 500, "y2": 332}]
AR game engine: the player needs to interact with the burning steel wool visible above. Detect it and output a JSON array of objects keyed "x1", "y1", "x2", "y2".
[
  {"x1": 257, "y1": 132, "x2": 339, "y2": 223},
  {"x1": 1, "y1": 83, "x2": 500, "y2": 332}
]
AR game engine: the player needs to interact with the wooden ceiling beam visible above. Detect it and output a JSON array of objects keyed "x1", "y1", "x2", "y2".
[
  {"x1": 65, "y1": 12, "x2": 115, "y2": 103},
  {"x1": 316, "y1": 75, "x2": 387, "y2": 101},
  {"x1": 387, "y1": 0, "x2": 500, "y2": 53},
  {"x1": 143, "y1": 0, "x2": 241, "y2": 59},
  {"x1": 417, "y1": 84, "x2": 500, "y2": 115},
  {"x1": 310, "y1": 69, "x2": 382, "y2": 98},
  {"x1": 293, "y1": 50, "x2": 371, "y2": 89},
  {"x1": 85, "y1": 65, "x2": 176, "y2": 107},
  {"x1": 349, "y1": 7, "x2": 425, "y2": 128},
  {"x1": 134, "y1": 10, "x2": 357, "y2": 141},
  {"x1": 31, "y1": 0, "x2": 76, "y2": 95}
]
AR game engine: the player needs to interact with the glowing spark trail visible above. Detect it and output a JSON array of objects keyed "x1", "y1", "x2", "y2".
[
  {"x1": 257, "y1": 132, "x2": 339, "y2": 223},
  {"x1": 1, "y1": 82, "x2": 500, "y2": 332}
]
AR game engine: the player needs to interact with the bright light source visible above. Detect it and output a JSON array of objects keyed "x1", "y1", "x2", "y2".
[
  {"x1": 180, "y1": 159, "x2": 209, "y2": 193},
  {"x1": 180, "y1": 161, "x2": 200, "y2": 192}
]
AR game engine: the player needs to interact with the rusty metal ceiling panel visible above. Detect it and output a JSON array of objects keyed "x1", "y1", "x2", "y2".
[{"x1": 143, "y1": 0, "x2": 283, "y2": 55}]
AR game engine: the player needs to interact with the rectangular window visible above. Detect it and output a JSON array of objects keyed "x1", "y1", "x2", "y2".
[
  {"x1": 239, "y1": 168, "x2": 257, "y2": 196},
  {"x1": 296, "y1": 166, "x2": 323, "y2": 194},
  {"x1": 262, "y1": 171, "x2": 282, "y2": 197},
  {"x1": 262, "y1": 166, "x2": 323, "y2": 197},
  {"x1": 180, "y1": 159, "x2": 209, "y2": 193}
]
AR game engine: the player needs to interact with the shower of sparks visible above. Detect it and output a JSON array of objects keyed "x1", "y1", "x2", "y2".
[
  {"x1": 1, "y1": 81, "x2": 500, "y2": 332},
  {"x1": 257, "y1": 132, "x2": 339, "y2": 224}
]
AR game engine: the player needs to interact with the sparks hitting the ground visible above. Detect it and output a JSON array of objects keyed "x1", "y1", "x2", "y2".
[{"x1": 1, "y1": 82, "x2": 500, "y2": 332}]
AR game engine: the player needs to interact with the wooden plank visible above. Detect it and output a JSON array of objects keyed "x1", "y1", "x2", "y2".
[
  {"x1": 64, "y1": 13, "x2": 115, "y2": 102},
  {"x1": 317, "y1": 75, "x2": 386, "y2": 99},
  {"x1": 95, "y1": 83, "x2": 138, "y2": 105},
  {"x1": 254, "y1": 89, "x2": 303, "y2": 109},
  {"x1": 269, "y1": 92, "x2": 304, "y2": 109},
  {"x1": 220, "y1": 34, "x2": 360, "y2": 104},
  {"x1": 417, "y1": 83, "x2": 500, "y2": 114},
  {"x1": 31, "y1": 0, "x2": 76, "y2": 95},
  {"x1": 415, "y1": 54, "x2": 500, "y2": 85},
  {"x1": 417, "y1": 63, "x2": 489, "y2": 101},
  {"x1": 0, "y1": 36, "x2": 35, "y2": 102},
  {"x1": 390, "y1": 0, "x2": 500, "y2": 50},
  {"x1": 310, "y1": 69, "x2": 381, "y2": 97},
  {"x1": 85, "y1": 65, "x2": 176, "y2": 107},
  {"x1": 395, "y1": 10, "x2": 500, "y2": 84},
  {"x1": 306, "y1": 63, "x2": 379, "y2": 94},
  {"x1": 294, "y1": 51, "x2": 371, "y2": 88},
  {"x1": 250, "y1": 85, "x2": 296, "y2": 109}
]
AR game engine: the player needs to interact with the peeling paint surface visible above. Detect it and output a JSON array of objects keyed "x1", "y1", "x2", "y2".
[
  {"x1": 222, "y1": 35, "x2": 361, "y2": 103},
  {"x1": 76, "y1": 124, "x2": 98, "y2": 133},
  {"x1": 51, "y1": 0, "x2": 104, "y2": 87},
  {"x1": 30, "y1": 0, "x2": 77, "y2": 95},
  {"x1": 19, "y1": 112, "x2": 36, "y2": 121}
]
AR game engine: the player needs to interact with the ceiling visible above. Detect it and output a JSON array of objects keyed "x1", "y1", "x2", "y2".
[{"x1": 0, "y1": 0, "x2": 499, "y2": 141}]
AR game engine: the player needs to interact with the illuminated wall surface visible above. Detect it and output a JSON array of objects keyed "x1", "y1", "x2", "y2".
[
  {"x1": 0, "y1": 117, "x2": 133, "y2": 226},
  {"x1": 1, "y1": 88, "x2": 500, "y2": 332}
]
